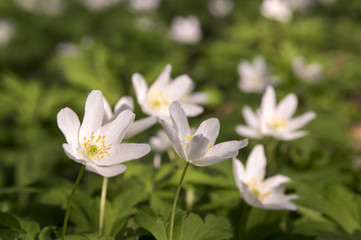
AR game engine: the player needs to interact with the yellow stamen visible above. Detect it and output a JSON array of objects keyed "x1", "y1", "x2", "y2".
[
  {"x1": 184, "y1": 133, "x2": 194, "y2": 146},
  {"x1": 271, "y1": 116, "x2": 287, "y2": 129},
  {"x1": 81, "y1": 132, "x2": 111, "y2": 161},
  {"x1": 149, "y1": 90, "x2": 170, "y2": 109},
  {"x1": 246, "y1": 177, "x2": 272, "y2": 202}
]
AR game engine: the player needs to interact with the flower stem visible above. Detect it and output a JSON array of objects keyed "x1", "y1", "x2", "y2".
[
  {"x1": 169, "y1": 161, "x2": 190, "y2": 240},
  {"x1": 61, "y1": 165, "x2": 86, "y2": 240},
  {"x1": 98, "y1": 177, "x2": 108, "y2": 235},
  {"x1": 238, "y1": 202, "x2": 250, "y2": 240}
]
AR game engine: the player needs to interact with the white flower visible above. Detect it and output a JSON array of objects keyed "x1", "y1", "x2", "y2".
[
  {"x1": 289, "y1": 0, "x2": 314, "y2": 12},
  {"x1": 238, "y1": 56, "x2": 279, "y2": 93},
  {"x1": 14, "y1": 0, "x2": 65, "y2": 15},
  {"x1": 132, "y1": 64, "x2": 204, "y2": 121},
  {"x1": 129, "y1": 0, "x2": 160, "y2": 12},
  {"x1": 80, "y1": 0, "x2": 123, "y2": 11},
  {"x1": 103, "y1": 95, "x2": 157, "y2": 139},
  {"x1": 160, "y1": 102, "x2": 248, "y2": 166},
  {"x1": 134, "y1": 17, "x2": 155, "y2": 32},
  {"x1": 292, "y1": 57, "x2": 322, "y2": 83},
  {"x1": 208, "y1": 0, "x2": 234, "y2": 17},
  {"x1": 150, "y1": 130, "x2": 171, "y2": 169},
  {"x1": 57, "y1": 90, "x2": 150, "y2": 177},
  {"x1": 260, "y1": 0, "x2": 292, "y2": 23},
  {"x1": 233, "y1": 145, "x2": 297, "y2": 210},
  {"x1": 0, "y1": 20, "x2": 14, "y2": 48},
  {"x1": 236, "y1": 86, "x2": 316, "y2": 140},
  {"x1": 170, "y1": 16, "x2": 202, "y2": 44}
]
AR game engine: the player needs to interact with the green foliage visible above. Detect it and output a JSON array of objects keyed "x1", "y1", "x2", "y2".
[
  {"x1": 0, "y1": 0, "x2": 361, "y2": 239},
  {"x1": 135, "y1": 207, "x2": 232, "y2": 240}
]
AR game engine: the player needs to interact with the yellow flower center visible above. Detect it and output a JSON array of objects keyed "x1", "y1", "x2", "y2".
[
  {"x1": 149, "y1": 90, "x2": 170, "y2": 109},
  {"x1": 271, "y1": 116, "x2": 287, "y2": 129},
  {"x1": 81, "y1": 132, "x2": 111, "y2": 160},
  {"x1": 247, "y1": 177, "x2": 272, "y2": 202},
  {"x1": 184, "y1": 133, "x2": 194, "y2": 146}
]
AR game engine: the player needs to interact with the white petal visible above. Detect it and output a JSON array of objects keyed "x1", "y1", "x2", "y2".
[
  {"x1": 169, "y1": 101, "x2": 191, "y2": 143},
  {"x1": 179, "y1": 102, "x2": 204, "y2": 117},
  {"x1": 264, "y1": 174, "x2": 290, "y2": 189},
  {"x1": 79, "y1": 90, "x2": 104, "y2": 141},
  {"x1": 99, "y1": 143, "x2": 150, "y2": 165},
  {"x1": 194, "y1": 118, "x2": 220, "y2": 146},
  {"x1": 57, "y1": 108, "x2": 80, "y2": 145},
  {"x1": 187, "y1": 92, "x2": 208, "y2": 105},
  {"x1": 149, "y1": 64, "x2": 172, "y2": 92},
  {"x1": 186, "y1": 134, "x2": 209, "y2": 162},
  {"x1": 160, "y1": 119, "x2": 186, "y2": 159},
  {"x1": 263, "y1": 192, "x2": 298, "y2": 211},
  {"x1": 238, "y1": 61, "x2": 254, "y2": 77},
  {"x1": 86, "y1": 163, "x2": 127, "y2": 177},
  {"x1": 166, "y1": 74, "x2": 194, "y2": 100},
  {"x1": 132, "y1": 73, "x2": 148, "y2": 105},
  {"x1": 114, "y1": 96, "x2": 134, "y2": 116},
  {"x1": 125, "y1": 116, "x2": 158, "y2": 139},
  {"x1": 287, "y1": 111, "x2": 316, "y2": 131},
  {"x1": 235, "y1": 125, "x2": 262, "y2": 139},
  {"x1": 102, "y1": 97, "x2": 113, "y2": 122},
  {"x1": 233, "y1": 157, "x2": 246, "y2": 191},
  {"x1": 275, "y1": 130, "x2": 309, "y2": 141},
  {"x1": 150, "y1": 131, "x2": 170, "y2": 152},
  {"x1": 63, "y1": 144, "x2": 86, "y2": 164},
  {"x1": 100, "y1": 109, "x2": 135, "y2": 145},
  {"x1": 240, "y1": 182, "x2": 264, "y2": 208},
  {"x1": 243, "y1": 106, "x2": 259, "y2": 129},
  {"x1": 194, "y1": 140, "x2": 248, "y2": 166},
  {"x1": 153, "y1": 153, "x2": 162, "y2": 169},
  {"x1": 261, "y1": 86, "x2": 276, "y2": 121},
  {"x1": 245, "y1": 144, "x2": 266, "y2": 181},
  {"x1": 276, "y1": 93, "x2": 298, "y2": 120},
  {"x1": 253, "y1": 55, "x2": 266, "y2": 74}
]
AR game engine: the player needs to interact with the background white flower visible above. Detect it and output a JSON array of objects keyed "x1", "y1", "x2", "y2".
[
  {"x1": 161, "y1": 102, "x2": 248, "y2": 166},
  {"x1": 238, "y1": 55, "x2": 279, "y2": 93},
  {"x1": 14, "y1": 0, "x2": 65, "y2": 15},
  {"x1": 260, "y1": 0, "x2": 292, "y2": 23},
  {"x1": 233, "y1": 144, "x2": 298, "y2": 210},
  {"x1": 150, "y1": 130, "x2": 171, "y2": 169},
  {"x1": 170, "y1": 16, "x2": 202, "y2": 44},
  {"x1": 236, "y1": 86, "x2": 316, "y2": 140},
  {"x1": 208, "y1": 0, "x2": 234, "y2": 17},
  {"x1": 292, "y1": 56, "x2": 323, "y2": 83},
  {"x1": 57, "y1": 90, "x2": 150, "y2": 177},
  {"x1": 0, "y1": 20, "x2": 14, "y2": 48},
  {"x1": 103, "y1": 95, "x2": 157, "y2": 138},
  {"x1": 129, "y1": 0, "x2": 160, "y2": 12},
  {"x1": 132, "y1": 64, "x2": 205, "y2": 121},
  {"x1": 80, "y1": 0, "x2": 123, "y2": 11}
]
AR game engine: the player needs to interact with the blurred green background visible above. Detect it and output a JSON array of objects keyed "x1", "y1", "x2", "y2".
[{"x1": 0, "y1": 0, "x2": 361, "y2": 239}]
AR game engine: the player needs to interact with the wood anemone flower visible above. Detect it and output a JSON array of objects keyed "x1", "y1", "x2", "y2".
[{"x1": 57, "y1": 90, "x2": 150, "y2": 177}]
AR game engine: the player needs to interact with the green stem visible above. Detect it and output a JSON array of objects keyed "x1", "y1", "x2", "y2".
[
  {"x1": 61, "y1": 165, "x2": 86, "y2": 240},
  {"x1": 238, "y1": 202, "x2": 250, "y2": 240},
  {"x1": 98, "y1": 177, "x2": 108, "y2": 235},
  {"x1": 169, "y1": 161, "x2": 190, "y2": 240}
]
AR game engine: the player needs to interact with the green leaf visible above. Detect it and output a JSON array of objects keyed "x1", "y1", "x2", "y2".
[
  {"x1": 65, "y1": 234, "x2": 114, "y2": 240},
  {"x1": 0, "y1": 212, "x2": 22, "y2": 233},
  {"x1": 0, "y1": 229, "x2": 19, "y2": 240},
  {"x1": 134, "y1": 207, "x2": 168, "y2": 240},
  {"x1": 104, "y1": 179, "x2": 148, "y2": 236},
  {"x1": 37, "y1": 226, "x2": 58, "y2": 240},
  {"x1": 295, "y1": 183, "x2": 361, "y2": 234},
  {"x1": 18, "y1": 218, "x2": 40, "y2": 240},
  {"x1": 182, "y1": 213, "x2": 232, "y2": 240}
]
